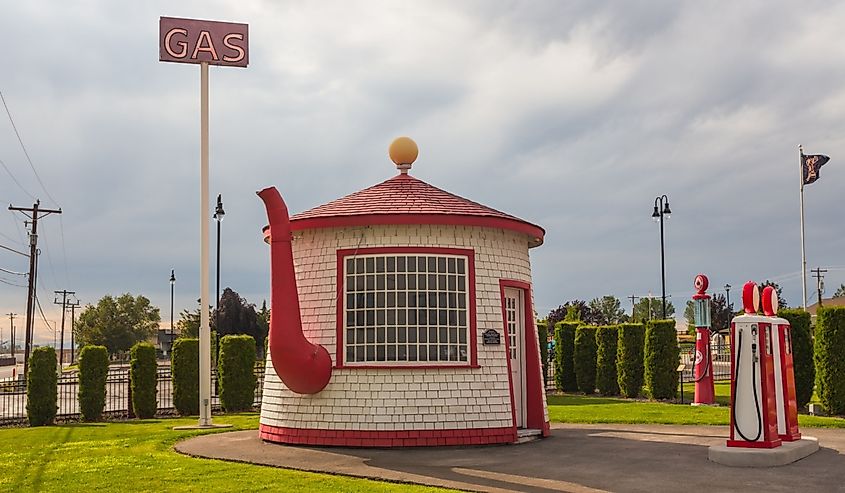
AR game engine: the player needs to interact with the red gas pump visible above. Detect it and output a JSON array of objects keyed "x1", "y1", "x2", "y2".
[
  {"x1": 762, "y1": 286, "x2": 801, "y2": 442},
  {"x1": 727, "y1": 281, "x2": 781, "y2": 449},
  {"x1": 692, "y1": 274, "x2": 715, "y2": 405}
]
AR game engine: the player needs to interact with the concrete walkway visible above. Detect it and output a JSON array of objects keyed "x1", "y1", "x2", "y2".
[{"x1": 175, "y1": 423, "x2": 845, "y2": 492}]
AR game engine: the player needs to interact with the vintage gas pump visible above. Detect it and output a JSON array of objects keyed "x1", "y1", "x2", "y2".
[
  {"x1": 727, "y1": 281, "x2": 781, "y2": 449},
  {"x1": 761, "y1": 286, "x2": 802, "y2": 442},
  {"x1": 692, "y1": 274, "x2": 715, "y2": 405}
]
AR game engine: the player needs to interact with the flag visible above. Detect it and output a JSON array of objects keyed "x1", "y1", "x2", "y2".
[{"x1": 802, "y1": 153, "x2": 830, "y2": 185}]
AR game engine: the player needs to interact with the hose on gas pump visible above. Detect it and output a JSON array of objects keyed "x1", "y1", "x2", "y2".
[
  {"x1": 732, "y1": 326, "x2": 762, "y2": 442},
  {"x1": 691, "y1": 333, "x2": 715, "y2": 383}
]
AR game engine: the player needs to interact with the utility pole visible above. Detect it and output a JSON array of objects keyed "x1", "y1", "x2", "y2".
[
  {"x1": 6, "y1": 313, "x2": 16, "y2": 357},
  {"x1": 54, "y1": 290, "x2": 75, "y2": 368},
  {"x1": 9, "y1": 200, "x2": 62, "y2": 377},
  {"x1": 67, "y1": 297, "x2": 80, "y2": 364},
  {"x1": 811, "y1": 267, "x2": 828, "y2": 308},
  {"x1": 628, "y1": 294, "x2": 640, "y2": 321}
]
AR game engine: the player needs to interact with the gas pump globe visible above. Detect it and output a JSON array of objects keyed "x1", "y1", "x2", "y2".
[{"x1": 693, "y1": 297, "x2": 711, "y2": 328}]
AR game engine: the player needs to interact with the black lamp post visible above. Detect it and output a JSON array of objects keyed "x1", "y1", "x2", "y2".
[
  {"x1": 652, "y1": 195, "x2": 671, "y2": 319},
  {"x1": 169, "y1": 269, "x2": 176, "y2": 352},
  {"x1": 213, "y1": 194, "x2": 225, "y2": 332}
]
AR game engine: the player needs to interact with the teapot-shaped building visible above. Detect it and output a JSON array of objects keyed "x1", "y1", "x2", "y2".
[{"x1": 257, "y1": 138, "x2": 548, "y2": 447}]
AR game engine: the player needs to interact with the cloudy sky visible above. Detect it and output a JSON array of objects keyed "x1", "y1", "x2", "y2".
[{"x1": 1, "y1": 1, "x2": 844, "y2": 346}]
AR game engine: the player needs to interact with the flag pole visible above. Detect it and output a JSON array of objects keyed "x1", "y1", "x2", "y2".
[{"x1": 799, "y1": 144, "x2": 808, "y2": 311}]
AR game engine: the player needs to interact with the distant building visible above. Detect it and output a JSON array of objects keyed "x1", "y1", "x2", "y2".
[
  {"x1": 156, "y1": 328, "x2": 176, "y2": 357},
  {"x1": 806, "y1": 296, "x2": 845, "y2": 318}
]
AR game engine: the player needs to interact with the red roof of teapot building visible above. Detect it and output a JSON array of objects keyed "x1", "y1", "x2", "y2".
[{"x1": 289, "y1": 170, "x2": 545, "y2": 247}]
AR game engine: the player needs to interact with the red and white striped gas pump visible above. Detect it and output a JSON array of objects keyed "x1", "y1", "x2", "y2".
[
  {"x1": 761, "y1": 286, "x2": 802, "y2": 442},
  {"x1": 692, "y1": 274, "x2": 715, "y2": 405},
  {"x1": 727, "y1": 281, "x2": 782, "y2": 449}
]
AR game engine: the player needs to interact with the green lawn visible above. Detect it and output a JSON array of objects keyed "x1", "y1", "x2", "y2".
[
  {"x1": 2, "y1": 393, "x2": 842, "y2": 492},
  {"x1": 0, "y1": 414, "x2": 452, "y2": 493},
  {"x1": 546, "y1": 392, "x2": 845, "y2": 428}
]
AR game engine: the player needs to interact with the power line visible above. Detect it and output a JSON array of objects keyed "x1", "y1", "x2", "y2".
[
  {"x1": 0, "y1": 155, "x2": 36, "y2": 201},
  {"x1": 57, "y1": 215, "x2": 70, "y2": 285},
  {"x1": 0, "y1": 277, "x2": 27, "y2": 288},
  {"x1": 0, "y1": 91, "x2": 59, "y2": 207},
  {"x1": 0, "y1": 266, "x2": 26, "y2": 275},
  {"x1": 0, "y1": 242, "x2": 29, "y2": 257}
]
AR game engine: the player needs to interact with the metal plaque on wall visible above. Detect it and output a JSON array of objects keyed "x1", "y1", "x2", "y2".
[{"x1": 482, "y1": 329, "x2": 501, "y2": 345}]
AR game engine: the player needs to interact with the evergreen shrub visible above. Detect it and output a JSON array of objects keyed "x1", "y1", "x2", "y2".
[
  {"x1": 617, "y1": 323, "x2": 646, "y2": 398},
  {"x1": 218, "y1": 335, "x2": 257, "y2": 412},
  {"x1": 644, "y1": 320, "x2": 679, "y2": 399},
  {"x1": 815, "y1": 307, "x2": 845, "y2": 415},
  {"x1": 537, "y1": 321, "x2": 549, "y2": 387},
  {"x1": 78, "y1": 345, "x2": 109, "y2": 421},
  {"x1": 172, "y1": 338, "x2": 199, "y2": 416},
  {"x1": 596, "y1": 325, "x2": 620, "y2": 396},
  {"x1": 130, "y1": 342, "x2": 157, "y2": 419},
  {"x1": 574, "y1": 325, "x2": 598, "y2": 394},
  {"x1": 554, "y1": 321, "x2": 579, "y2": 391},
  {"x1": 27, "y1": 346, "x2": 57, "y2": 426}
]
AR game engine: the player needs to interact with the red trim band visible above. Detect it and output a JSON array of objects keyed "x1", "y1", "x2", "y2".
[
  {"x1": 259, "y1": 423, "x2": 517, "y2": 447},
  {"x1": 291, "y1": 214, "x2": 545, "y2": 247}
]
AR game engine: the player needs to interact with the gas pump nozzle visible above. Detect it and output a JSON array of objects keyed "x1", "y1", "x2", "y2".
[{"x1": 751, "y1": 325, "x2": 759, "y2": 363}]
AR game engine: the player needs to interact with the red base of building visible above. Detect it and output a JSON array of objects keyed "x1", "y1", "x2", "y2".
[
  {"x1": 726, "y1": 438, "x2": 782, "y2": 449},
  {"x1": 779, "y1": 431, "x2": 802, "y2": 442},
  {"x1": 259, "y1": 423, "x2": 519, "y2": 447}
]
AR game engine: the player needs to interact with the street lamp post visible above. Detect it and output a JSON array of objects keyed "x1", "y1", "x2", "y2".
[
  {"x1": 724, "y1": 283, "x2": 731, "y2": 312},
  {"x1": 170, "y1": 270, "x2": 176, "y2": 353},
  {"x1": 651, "y1": 195, "x2": 672, "y2": 319},
  {"x1": 213, "y1": 195, "x2": 225, "y2": 333}
]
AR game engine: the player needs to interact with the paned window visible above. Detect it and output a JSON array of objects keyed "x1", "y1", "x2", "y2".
[{"x1": 344, "y1": 253, "x2": 469, "y2": 364}]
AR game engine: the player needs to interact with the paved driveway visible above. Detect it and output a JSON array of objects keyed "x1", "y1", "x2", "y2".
[{"x1": 175, "y1": 423, "x2": 845, "y2": 492}]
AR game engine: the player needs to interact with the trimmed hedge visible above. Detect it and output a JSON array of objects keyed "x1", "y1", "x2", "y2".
[
  {"x1": 815, "y1": 307, "x2": 845, "y2": 415},
  {"x1": 537, "y1": 321, "x2": 549, "y2": 387},
  {"x1": 27, "y1": 346, "x2": 57, "y2": 426},
  {"x1": 130, "y1": 342, "x2": 158, "y2": 419},
  {"x1": 596, "y1": 325, "x2": 620, "y2": 396},
  {"x1": 78, "y1": 345, "x2": 109, "y2": 421},
  {"x1": 172, "y1": 338, "x2": 199, "y2": 416},
  {"x1": 779, "y1": 309, "x2": 815, "y2": 409},
  {"x1": 554, "y1": 321, "x2": 579, "y2": 391},
  {"x1": 574, "y1": 325, "x2": 598, "y2": 394},
  {"x1": 218, "y1": 335, "x2": 257, "y2": 412},
  {"x1": 644, "y1": 320, "x2": 679, "y2": 400},
  {"x1": 617, "y1": 323, "x2": 646, "y2": 398}
]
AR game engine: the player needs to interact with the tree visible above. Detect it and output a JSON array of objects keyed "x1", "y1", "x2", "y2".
[
  {"x1": 546, "y1": 305, "x2": 568, "y2": 329},
  {"x1": 75, "y1": 294, "x2": 160, "y2": 355},
  {"x1": 710, "y1": 294, "x2": 732, "y2": 333},
  {"x1": 632, "y1": 297, "x2": 675, "y2": 322},
  {"x1": 176, "y1": 305, "x2": 213, "y2": 339},
  {"x1": 588, "y1": 296, "x2": 627, "y2": 325},
  {"x1": 216, "y1": 288, "x2": 263, "y2": 348},
  {"x1": 834, "y1": 284, "x2": 845, "y2": 298},
  {"x1": 257, "y1": 300, "x2": 270, "y2": 357},
  {"x1": 759, "y1": 280, "x2": 787, "y2": 310}
]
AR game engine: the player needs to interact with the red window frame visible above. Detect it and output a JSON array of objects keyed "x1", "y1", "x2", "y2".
[{"x1": 335, "y1": 246, "x2": 479, "y2": 369}]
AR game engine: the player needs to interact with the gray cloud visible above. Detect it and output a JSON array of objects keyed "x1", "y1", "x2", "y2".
[{"x1": 1, "y1": 0, "x2": 844, "y2": 346}]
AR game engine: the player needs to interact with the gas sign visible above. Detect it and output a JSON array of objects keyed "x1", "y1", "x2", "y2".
[{"x1": 159, "y1": 17, "x2": 248, "y2": 67}]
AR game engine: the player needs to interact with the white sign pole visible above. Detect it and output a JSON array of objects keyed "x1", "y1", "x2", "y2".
[{"x1": 199, "y1": 61, "x2": 212, "y2": 427}]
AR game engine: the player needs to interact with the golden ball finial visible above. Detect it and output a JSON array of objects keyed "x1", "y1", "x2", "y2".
[{"x1": 389, "y1": 136, "x2": 418, "y2": 174}]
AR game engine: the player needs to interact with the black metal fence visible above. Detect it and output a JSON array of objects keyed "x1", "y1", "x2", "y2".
[
  {"x1": 544, "y1": 339, "x2": 732, "y2": 392},
  {"x1": 0, "y1": 362, "x2": 266, "y2": 426}
]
